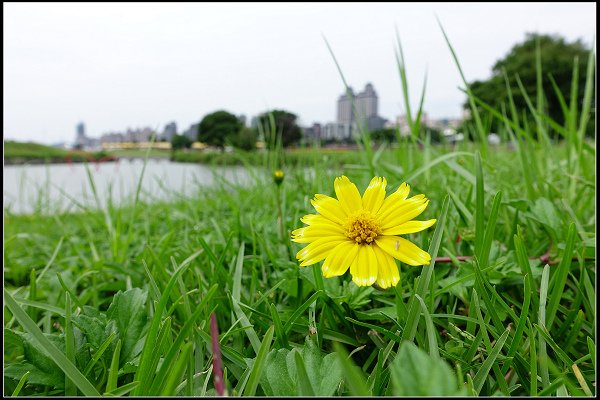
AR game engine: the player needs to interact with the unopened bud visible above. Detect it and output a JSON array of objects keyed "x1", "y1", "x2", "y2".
[{"x1": 273, "y1": 169, "x2": 284, "y2": 185}]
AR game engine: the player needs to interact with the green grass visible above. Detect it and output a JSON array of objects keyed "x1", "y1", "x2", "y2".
[
  {"x1": 4, "y1": 141, "x2": 115, "y2": 164},
  {"x1": 3, "y1": 27, "x2": 596, "y2": 397}
]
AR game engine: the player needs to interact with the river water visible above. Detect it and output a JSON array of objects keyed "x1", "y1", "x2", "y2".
[{"x1": 3, "y1": 159, "x2": 252, "y2": 215}]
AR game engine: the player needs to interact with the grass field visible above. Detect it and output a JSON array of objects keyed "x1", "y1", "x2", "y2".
[
  {"x1": 3, "y1": 33, "x2": 596, "y2": 397},
  {"x1": 4, "y1": 141, "x2": 116, "y2": 165}
]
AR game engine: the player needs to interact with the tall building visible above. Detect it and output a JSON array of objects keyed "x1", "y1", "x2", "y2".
[
  {"x1": 76, "y1": 122, "x2": 85, "y2": 138},
  {"x1": 333, "y1": 83, "x2": 387, "y2": 140},
  {"x1": 74, "y1": 122, "x2": 87, "y2": 148},
  {"x1": 337, "y1": 86, "x2": 354, "y2": 125},
  {"x1": 161, "y1": 121, "x2": 177, "y2": 142},
  {"x1": 355, "y1": 83, "x2": 378, "y2": 121}
]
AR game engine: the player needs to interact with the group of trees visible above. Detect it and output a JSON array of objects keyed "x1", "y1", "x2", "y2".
[
  {"x1": 171, "y1": 109, "x2": 303, "y2": 151},
  {"x1": 465, "y1": 33, "x2": 594, "y2": 139}
]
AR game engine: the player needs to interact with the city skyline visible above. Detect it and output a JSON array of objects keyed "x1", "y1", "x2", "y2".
[{"x1": 4, "y1": 3, "x2": 596, "y2": 144}]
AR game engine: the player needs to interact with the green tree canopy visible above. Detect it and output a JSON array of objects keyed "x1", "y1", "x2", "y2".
[
  {"x1": 171, "y1": 134, "x2": 192, "y2": 150},
  {"x1": 198, "y1": 110, "x2": 243, "y2": 149},
  {"x1": 467, "y1": 33, "x2": 593, "y2": 138},
  {"x1": 370, "y1": 128, "x2": 396, "y2": 143},
  {"x1": 257, "y1": 109, "x2": 302, "y2": 148},
  {"x1": 229, "y1": 127, "x2": 259, "y2": 151}
]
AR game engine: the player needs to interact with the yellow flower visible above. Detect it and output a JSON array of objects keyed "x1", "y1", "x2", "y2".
[
  {"x1": 273, "y1": 169, "x2": 285, "y2": 185},
  {"x1": 291, "y1": 176, "x2": 436, "y2": 288}
]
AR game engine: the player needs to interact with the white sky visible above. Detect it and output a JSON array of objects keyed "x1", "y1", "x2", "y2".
[{"x1": 3, "y1": 2, "x2": 596, "y2": 144}]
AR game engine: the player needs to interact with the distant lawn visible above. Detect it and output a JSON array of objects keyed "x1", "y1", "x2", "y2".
[
  {"x1": 105, "y1": 148, "x2": 172, "y2": 158},
  {"x1": 4, "y1": 140, "x2": 116, "y2": 164}
]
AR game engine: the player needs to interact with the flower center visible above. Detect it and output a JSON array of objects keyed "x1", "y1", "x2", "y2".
[{"x1": 344, "y1": 211, "x2": 381, "y2": 244}]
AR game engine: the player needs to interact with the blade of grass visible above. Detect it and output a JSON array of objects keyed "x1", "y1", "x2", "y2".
[
  {"x1": 160, "y1": 342, "x2": 193, "y2": 396},
  {"x1": 546, "y1": 223, "x2": 576, "y2": 328},
  {"x1": 11, "y1": 371, "x2": 30, "y2": 397},
  {"x1": 105, "y1": 339, "x2": 122, "y2": 393},
  {"x1": 538, "y1": 264, "x2": 550, "y2": 387},
  {"x1": 242, "y1": 325, "x2": 275, "y2": 396},
  {"x1": 64, "y1": 293, "x2": 76, "y2": 396},
  {"x1": 437, "y1": 17, "x2": 487, "y2": 156},
  {"x1": 283, "y1": 290, "x2": 323, "y2": 336},
  {"x1": 294, "y1": 350, "x2": 316, "y2": 396},
  {"x1": 402, "y1": 195, "x2": 449, "y2": 342},
  {"x1": 132, "y1": 259, "x2": 193, "y2": 395},
  {"x1": 473, "y1": 328, "x2": 510, "y2": 394},
  {"x1": 414, "y1": 294, "x2": 439, "y2": 359},
  {"x1": 333, "y1": 342, "x2": 371, "y2": 396}
]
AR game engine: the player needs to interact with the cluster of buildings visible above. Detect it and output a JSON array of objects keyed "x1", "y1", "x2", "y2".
[
  {"x1": 303, "y1": 82, "x2": 463, "y2": 143},
  {"x1": 71, "y1": 122, "x2": 179, "y2": 151},
  {"x1": 70, "y1": 82, "x2": 464, "y2": 150}
]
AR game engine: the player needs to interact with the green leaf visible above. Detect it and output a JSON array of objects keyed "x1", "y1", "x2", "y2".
[
  {"x1": 4, "y1": 289, "x2": 100, "y2": 396},
  {"x1": 526, "y1": 198, "x2": 563, "y2": 239},
  {"x1": 106, "y1": 288, "x2": 148, "y2": 367},
  {"x1": 390, "y1": 341, "x2": 465, "y2": 396},
  {"x1": 260, "y1": 336, "x2": 342, "y2": 396}
]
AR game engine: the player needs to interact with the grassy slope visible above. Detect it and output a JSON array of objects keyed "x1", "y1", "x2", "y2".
[{"x1": 4, "y1": 140, "x2": 115, "y2": 164}]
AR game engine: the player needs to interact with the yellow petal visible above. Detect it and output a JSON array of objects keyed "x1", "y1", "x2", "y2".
[
  {"x1": 378, "y1": 194, "x2": 425, "y2": 222},
  {"x1": 300, "y1": 214, "x2": 344, "y2": 230},
  {"x1": 334, "y1": 176, "x2": 362, "y2": 215},
  {"x1": 373, "y1": 244, "x2": 400, "y2": 288},
  {"x1": 374, "y1": 236, "x2": 431, "y2": 266},
  {"x1": 322, "y1": 241, "x2": 359, "y2": 278},
  {"x1": 381, "y1": 219, "x2": 437, "y2": 236},
  {"x1": 377, "y1": 182, "x2": 410, "y2": 217},
  {"x1": 291, "y1": 226, "x2": 347, "y2": 243},
  {"x1": 297, "y1": 237, "x2": 347, "y2": 266},
  {"x1": 362, "y1": 177, "x2": 387, "y2": 214},
  {"x1": 310, "y1": 194, "x2": 347, "y2": 224},
  {"x1": 380, "y1": 197, "x2": 429, "y2": 230},
  {"x1": 349, "y1": 244, "x2": 377, "y2": 286}
]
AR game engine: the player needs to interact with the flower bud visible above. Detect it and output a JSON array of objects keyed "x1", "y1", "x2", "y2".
[{"x1": 273, "y1": 169, "x2": 284, "y2": 185}]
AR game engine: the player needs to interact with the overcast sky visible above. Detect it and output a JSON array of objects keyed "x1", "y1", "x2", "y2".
[{"x1": 3, "y1": 2, "x2": 596, "y2": 144}]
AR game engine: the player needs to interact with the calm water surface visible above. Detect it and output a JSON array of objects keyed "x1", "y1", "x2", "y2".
[{"x1": 3, "y1": 159, "x2": 252, "y2": 215}]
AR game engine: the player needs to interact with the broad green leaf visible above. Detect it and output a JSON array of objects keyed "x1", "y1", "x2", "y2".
[
  {"x1": 390, "y1": 341, "x2": 466, "y2": 396},
  {"x1": 261, "y1": 336, "x2": 343, "y2": 396},
  {"x1": 106, "y1": 288, "x2": 149, "y2": 366}
]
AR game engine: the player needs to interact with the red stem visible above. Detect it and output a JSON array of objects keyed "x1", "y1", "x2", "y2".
[{"x1": 210, "y1": 313, "x2": 226, "y2": 396}]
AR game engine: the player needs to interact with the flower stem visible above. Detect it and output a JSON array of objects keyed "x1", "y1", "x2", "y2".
[{"x1": 210, "y1": 313, "x2": 226, "y2": 396}]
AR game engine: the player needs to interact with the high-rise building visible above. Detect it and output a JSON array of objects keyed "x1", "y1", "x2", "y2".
[
  {"x1": 337, "y1": 86, "x2": 354, "y2": 125},
  {"x1": 162, "y1": 122, "x2": 177, "y2": 142},
  {"x1": 355, "y1": 83, "x2": 378, "y2": 121},
  {"x1": 333, "y1": 83, "x2": 386, "y2": 140},
  {"x1": 74, "y1": 122, "x2": 87, "y2": 148},
  {"x1": 76, "y1": 122, "x2": 85, "y2": 138}
]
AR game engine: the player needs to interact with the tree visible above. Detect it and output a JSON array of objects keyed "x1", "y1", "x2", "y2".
[
  {"x1": 198, "y1": 110, "x2": 243, "y2": 149},
  {"x1": 171, "y1": 134, "x2": 192, "y2": 150},
  {"x1": 466, "y1": 33, "x2": 593, "y2": 138},
  {"x1": 257, "y1": 110, "x2": 302, "y2": 148},
  {"x1": 229, "y1": 127, "x2": 259, "y2": 151},
  {"x1": 370, "y1": 128, "x2": 396, "y2": 143}
]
